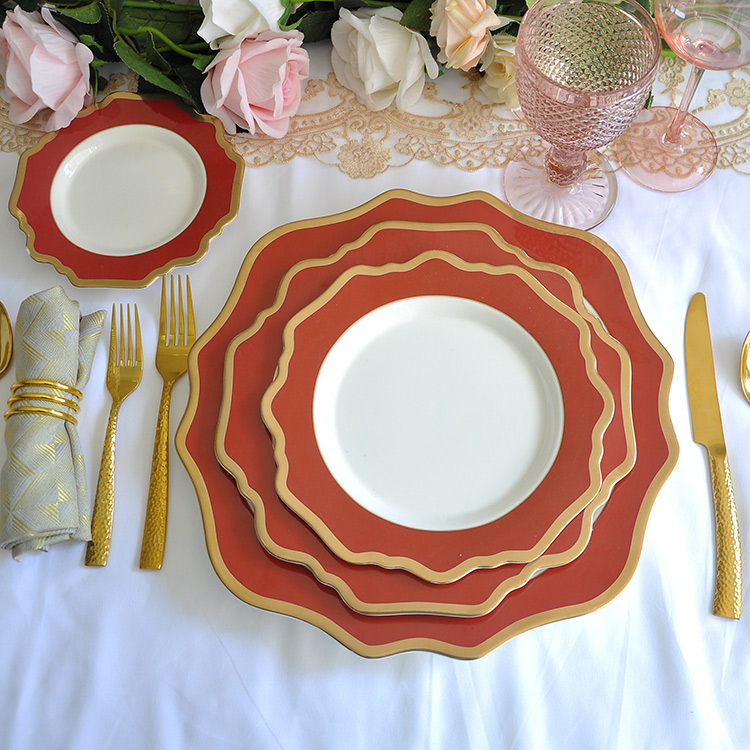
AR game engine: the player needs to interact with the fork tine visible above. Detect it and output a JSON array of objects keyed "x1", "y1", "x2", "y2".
[
  {"x1": 118, "y1": 304, "x2": 125, "y2": 366},
  {"x1": 178, "y1": 276, "x2": 185, "y2": 346},
  {"x1": 134, "y1": 304, "x2": 142, "y2": 367},
  {"x1": 126, "y1": 304, "x2": 133, "y2": 366},
  {"x1": 170, "y1": 275, "x2": 177, "y2": 346},
  {"x1": 186, "y1": 276, "x2": 195, "y2": 344},
  {"x1": 108, "y1": 305, "x2": 116, "y2": 374},
  {"x1": 159, "y1": 276, "x2": 167, "y2": 343}
]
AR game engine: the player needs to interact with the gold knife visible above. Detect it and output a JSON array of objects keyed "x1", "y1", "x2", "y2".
[{"x1": 685, "y1": 292, "x2": 742, "y2": 619}]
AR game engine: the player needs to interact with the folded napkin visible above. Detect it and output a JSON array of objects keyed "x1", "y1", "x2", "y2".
[{"x1": 0, "y1": 287, "x2": 105, "y2": 558}]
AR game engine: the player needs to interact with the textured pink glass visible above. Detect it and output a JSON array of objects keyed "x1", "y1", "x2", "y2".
[
  {"x1": 504, "y1": 0, "x2": 661, "y2": 229},
  {"x1": 613, "y1": 0, "x2": 750, "y2": 192}
]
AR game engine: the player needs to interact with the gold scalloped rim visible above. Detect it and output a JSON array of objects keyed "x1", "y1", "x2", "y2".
[
  {"x1": 175, "y1": 189, "x2": 678, "y2": 658},
  {"x1": 8, "y1": 92, "x2": 244, "y2": 289},
  {"x1": 252, "y1": 244, "x2": 614, "y2": 580},
  {"x1": 239, "y1": 233, "x2": 635, "y2": 614}
]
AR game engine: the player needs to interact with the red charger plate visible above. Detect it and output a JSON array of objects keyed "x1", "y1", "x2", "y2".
[{"x1": 176, "y1": 190, "x2": 677, "y2": 658}]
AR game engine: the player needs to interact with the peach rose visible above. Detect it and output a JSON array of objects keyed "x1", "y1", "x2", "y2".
[
  {"x1": 0, "y1": 6, "x2": 93, "y2": 131},
  {"x1": 200, "y1": 30, "x2": 309, "y2": 137},
  {"x1": 429, "y1": 0, "x2": 508, "y2": 72}
]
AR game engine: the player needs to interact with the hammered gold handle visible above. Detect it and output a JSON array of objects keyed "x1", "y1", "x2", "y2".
[
  {"x1": 707, "y1": 448, "x2": 742, "y2": 619},
  {"x1": 85, "y1": 401, "x2": 121, "y2": 567},
  {"x1": 139, "y1": 379, "x2": 174, "y2": 570}
]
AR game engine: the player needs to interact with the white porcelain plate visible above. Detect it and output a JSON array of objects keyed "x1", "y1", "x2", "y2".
[
  {"x1": 312, "y1": 295, "x2": 565, "y2": 531},
  {"x1": 49, "y1": 123, "x2": 207, "y2": 256}
]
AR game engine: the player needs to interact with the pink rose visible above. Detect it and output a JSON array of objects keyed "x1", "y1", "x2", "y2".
[
  {"x1": 429, "y1": 0, "x2": 508, "y2": 72},
  {"x1": 200, "y1": 30, "x2": 309, "y2": 138},
  {"x1": 0, "y1": 6, "x2": 93, "y2": 131}
]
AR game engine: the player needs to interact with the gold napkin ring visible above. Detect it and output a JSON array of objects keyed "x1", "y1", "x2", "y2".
[
  {"x1": 4, "y1": 405, "x2": 78, "y2": 426},
  {"x1": 7, "y1": 393, "x2": 81, "y2": 413},
  {"x1": 4, "y1": 378, "x2": 83, "y2": 426},
  {"x1": 11, "y1": 379, "x2": 83, "y2": 400}
]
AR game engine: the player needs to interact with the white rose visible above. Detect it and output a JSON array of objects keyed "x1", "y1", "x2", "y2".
[
  {"x1": 331, "y1": 7, "x2": 439, "y2": 112},
  {"x1": 479, "y1": 34, "x2": 518, "y2": 110},
  {"x1": 198, "y1": 0, "x2": 285, "y2": 49}
]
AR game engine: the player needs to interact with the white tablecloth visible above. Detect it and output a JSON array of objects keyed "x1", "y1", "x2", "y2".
[{"x1": 1, "y1": 63, "x2": 749, "y2": 749}]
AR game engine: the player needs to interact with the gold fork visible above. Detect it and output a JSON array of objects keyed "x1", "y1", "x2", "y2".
[
  {"x1": 140, "y1": 275, "x2": 195, "y2": 569},
  {"x1": 86, "y1": 304, "x2": 143, "y2": 567}
]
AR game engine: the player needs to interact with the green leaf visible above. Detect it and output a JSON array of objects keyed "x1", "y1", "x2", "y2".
[
  {"x1": 279, "y1": 0, "x2": 297, "y2": 26},
  {"x1": 80, "y1": 32, "x2": 106, "y2": 53},
  {"x1": 172, "y1": 63, "x2": 206, "y2": 111},
  {"x1": 54, "y1": 2, "x2": 102, "y2": 24},
  {"x1": 287, "y1": 9, "x2": 339, "y2": 42},
  {"x1": 117, "y1": 6, "x2": 201, "y2": 45},
  {"x1": 191, "y1": 55, "x2": 213, "y2": 72},
  {"x1": 16, "y1": 0, "x2": 42, "y2": 11},
  {"x1": 495, "y1": 0, "x2": 531, "y2": 17},
  {"x1": 113, "y1": 39, "x2": 191, "y2": 100},
  {"x1": 400, "y1": 0, "x2": 433, "y2": 33}
]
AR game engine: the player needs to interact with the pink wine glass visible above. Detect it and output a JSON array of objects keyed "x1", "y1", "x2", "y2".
[
  {"x1": 613, "y1": 0, "x2": 750, "y2": 192},
  {"x1": 504, "y1": 0, "x2": 661, "y2": 229}
]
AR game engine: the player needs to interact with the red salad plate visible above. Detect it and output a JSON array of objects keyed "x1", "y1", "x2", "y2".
[
  {"x1": 258, "y1": 240, "x2": 614, "y2": 582},
  {"x1": 175, "y1": 190, "x2": 677, "y2": 658},
  {"x1": 9, "y1": 92, "x2": 244, "y2": 288}
]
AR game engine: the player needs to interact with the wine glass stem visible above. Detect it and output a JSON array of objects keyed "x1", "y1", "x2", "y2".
[
  {"x1": 663, "y1": 65, "x2": 706, "y2": 144},
  {"x1": 545, "y1": 145, "x2": 587, "y2": 186}
]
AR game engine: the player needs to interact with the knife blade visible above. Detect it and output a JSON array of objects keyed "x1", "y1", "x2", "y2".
[{"x1": 685, "y1": 292, "x2": 742, "y2": 619}]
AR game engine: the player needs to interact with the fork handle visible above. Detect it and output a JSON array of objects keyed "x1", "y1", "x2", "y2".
[
  {"x1": 140, "y1": 379, "x2": 175, "y2": 569},
  {"x1": 85, "y1": 400, "x2": 121, "y2": 567}
]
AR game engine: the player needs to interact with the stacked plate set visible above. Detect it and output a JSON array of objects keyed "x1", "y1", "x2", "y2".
[{"x1": 176, "y1": 189, "x2": 678, "y2": 658}]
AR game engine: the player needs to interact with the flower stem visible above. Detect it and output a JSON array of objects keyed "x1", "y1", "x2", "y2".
[
  {"x1": 118, "y1": 26, "x2": 207, "y2": 59},
  {"x1": 122, "y1": 0, "x2": 202, "y2": 11}
]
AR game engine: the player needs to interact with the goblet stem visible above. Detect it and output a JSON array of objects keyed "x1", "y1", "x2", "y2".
[
  {"x1": 664, "y1": 65, "x2": 706, "y2": 145},
  {"x1": 544, "y1": 145, "x2": 587, "y2": 186}
]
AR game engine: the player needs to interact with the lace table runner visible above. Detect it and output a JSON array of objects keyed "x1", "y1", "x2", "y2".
[{"x1": 2, "y1": 53, "x2": 749, "y2": 178}]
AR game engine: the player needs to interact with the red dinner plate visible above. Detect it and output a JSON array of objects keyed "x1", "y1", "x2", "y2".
[
  {"x1": 218, "y1": 224, "x2": 634, "y2": 614},
  {"x1": 176, "y1": 190, "x2": 677, "y2": 658},
  {"x1": 9, "y1": 92, "x2": 244, "y2": 288},
  {"x1": 259, "y1": 242, "x2": 613, "y2": 582}
]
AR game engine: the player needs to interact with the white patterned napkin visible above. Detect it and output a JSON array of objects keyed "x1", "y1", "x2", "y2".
[{"x1": 0, "y1": 287, "x2": 105, "y2": 558}]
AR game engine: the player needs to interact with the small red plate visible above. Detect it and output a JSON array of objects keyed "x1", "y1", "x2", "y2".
[{"x1": 9, "y1": 92, "x2": 244, "y2": 288}]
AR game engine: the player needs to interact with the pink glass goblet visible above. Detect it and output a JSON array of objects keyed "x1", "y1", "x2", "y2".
[
  {"x1": 504, "y1": 0, "x2": 662, "y2": 229},
  {"x1": 613, "y1": 0, "x2": 750, "y2": 192}
]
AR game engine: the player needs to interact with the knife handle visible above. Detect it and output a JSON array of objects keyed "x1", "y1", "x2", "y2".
[{"x1": 707, "y1": 448, "x2": 743, "y2": 619}]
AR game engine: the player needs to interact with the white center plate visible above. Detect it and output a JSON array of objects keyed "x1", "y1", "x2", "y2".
[
  {"x1": 312, "y1": 295, "x2": 565, "y2": 531},
  {"x1": 49, "y1": 123, "x2": 207, "y2": 256}
]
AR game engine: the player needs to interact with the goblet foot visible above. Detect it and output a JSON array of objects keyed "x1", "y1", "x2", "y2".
[
  {"x1": 503, "y1": 151, "x2": 617, "y2": 230},
  {"x1": 612, "y1": 106, "x2": 718, "y2": 192}
]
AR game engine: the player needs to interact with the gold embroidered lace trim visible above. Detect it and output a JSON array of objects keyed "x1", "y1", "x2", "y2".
[{"x1": 2, "y1": 59, "x2": 750, "y2": 178}]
